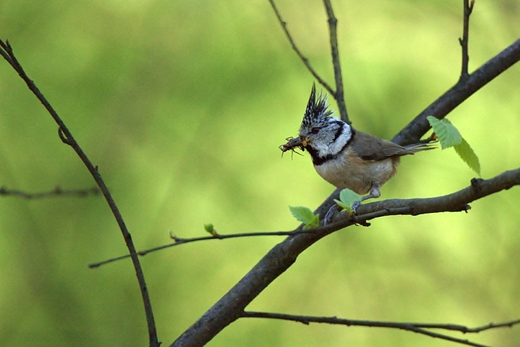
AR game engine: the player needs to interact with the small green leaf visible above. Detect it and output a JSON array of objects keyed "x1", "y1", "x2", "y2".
[
  {"x1": 289, "y1": 206, "x2": 319, "y2": 228},
  {"x1": 334, "y1": 188, "x2": 362, "y2": 212},
  {"x1": 333, "y1": 199, "x2": 350, "y2": 211},
  {"x1": 289, "y1": 206, "x2": 315, "y2": 224},
  {"x1": 454, "y1": 137, "x2": 481, "y2": 175},
  {"x1": 308, "y1": 214, "x2": 320, "y2": 229},
  {"x1": 426, "y1": 116, "x2": 462, "y2": 149},
  {"x1": 427, "y1": 116, "x2": 481, "y2": 175}
]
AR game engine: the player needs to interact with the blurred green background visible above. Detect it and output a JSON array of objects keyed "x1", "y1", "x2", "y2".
[{"x1": 1, "y1": 0, "x2": 519, "y2": 346}]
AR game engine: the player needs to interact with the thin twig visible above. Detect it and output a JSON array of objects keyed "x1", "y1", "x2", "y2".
[
  {"x1": 268, "y1": 0, "x2": 334, "y2": 95},
  {"x1": 322, "y1": 0, "x2": 350, "y2": 124},
  {"x1": 89, "y1": 230, "x2": 312, "y2": 268},
  {"x1": 459, "y1": 0, "x2": 475, "y2": 81},
  {"x1": 242, "y1": 311, "x2": 520, "y2": 347},
  {"x1": 0, "y1": 186, "x2": 99, "y2": 199},
  {"x1": 0, "y1": 40, "x2": 160, "y2": 347}
]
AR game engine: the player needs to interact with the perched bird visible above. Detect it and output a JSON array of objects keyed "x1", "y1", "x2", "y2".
[{"x1": 281, "y1": 84, "x2": 436, "y2": 211}]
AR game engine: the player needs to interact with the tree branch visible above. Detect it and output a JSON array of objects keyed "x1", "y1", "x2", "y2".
[
  {"x1": 0, "y1": 39, "x2": 160, "y2": 347},
  {"x1": 172, "y1": 169, "x2": 520, "y2": 346}
]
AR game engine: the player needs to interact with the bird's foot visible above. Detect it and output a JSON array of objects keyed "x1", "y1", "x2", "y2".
[
  {"x1": 351, "y1": 200, "x2": 361, "y2": 212},
  {"x1": 323, "y1": 204, "x2": 341, "y2": 225}
]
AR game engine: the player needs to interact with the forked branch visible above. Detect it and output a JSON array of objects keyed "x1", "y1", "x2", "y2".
[{"x1": 459, "y1": 0, "x2": 475, "y2": 81}]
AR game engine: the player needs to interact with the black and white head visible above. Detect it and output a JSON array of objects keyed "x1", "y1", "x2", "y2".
[{"x1": 299, "y1": 84, "x2": 352, "y2": 164}]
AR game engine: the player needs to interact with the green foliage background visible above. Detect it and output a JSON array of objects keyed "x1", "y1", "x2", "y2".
[{"x1": 1, "y1": 0, "x2": 519, "y2": 346}]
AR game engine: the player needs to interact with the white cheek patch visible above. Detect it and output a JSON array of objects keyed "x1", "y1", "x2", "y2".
[{"x1": 327, "y1": 124, "x2": 351, "y2": 155}]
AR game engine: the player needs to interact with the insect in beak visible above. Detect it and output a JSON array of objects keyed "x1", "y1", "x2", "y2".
[{"x1": 279, "y1": 137, "x2": 305, "y2": 158}]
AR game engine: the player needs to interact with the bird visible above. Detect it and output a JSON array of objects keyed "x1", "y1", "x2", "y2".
[{"x1": 282, "y1": 84, "x2": 436, "y2": 212}]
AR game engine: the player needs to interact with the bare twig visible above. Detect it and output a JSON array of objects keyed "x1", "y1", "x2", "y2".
[
  {"x1": 459, "y1": 0, "x2": 475, "y2": 81},
  {"x1": 89, "y1": 229, "x2": 313, "y2": 268},
  {"x1": 244, "y1": 311, "x2": 520, "y2": 334},
  {"x1": 241, "y1": 311, "x2": 520, "y2": 347},
  {"x1": 0, "y1": 186, "x2": 99, "y2": 199},
  {"x1": 268, "y1": 0, "x2": 334, "y2": 95},
  {"x1": 0, "y1": 40, "x2": 160, "y2": 347},
  {"x1": 322, "y1": 0, "x2": 349, "y2": 124},
  {"x1": 172, "y1": 169, "x2": 520, "y2": 346}
]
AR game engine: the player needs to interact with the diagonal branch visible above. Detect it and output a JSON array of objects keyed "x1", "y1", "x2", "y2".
[
  {"x1": 392, "y1": 38, "x2": 520, "y2": 146},
  {"x1": 268, "y1": 0, "x2": 334, "y2": 95},
  {"x1": 0, "y1": 39, "x2": 160, "y2": 347},
  {"x1": 172, "y1": 169, "x2": 520, "y2": 346}
]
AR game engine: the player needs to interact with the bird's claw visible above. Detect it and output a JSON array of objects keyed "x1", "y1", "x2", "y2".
[
  {"x1": 351, "y1": 200, "x2": 361, "y2": 212},
  {"x1": 323, "y1": 204, "x2": 340, "y2": 225}
]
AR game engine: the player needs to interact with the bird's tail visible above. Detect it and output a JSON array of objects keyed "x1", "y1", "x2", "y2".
[{"x1": 404, "y1": 139, "x2": 438, "y2": 153}]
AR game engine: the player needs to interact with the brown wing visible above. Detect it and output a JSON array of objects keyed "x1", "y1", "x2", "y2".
[{"x1": 349, "y1": 130, "x2": 412, "y2": 161}]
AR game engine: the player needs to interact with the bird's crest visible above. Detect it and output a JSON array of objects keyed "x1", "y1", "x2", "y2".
[{"x1": 301, "y1": 83, "x2": 333, "y2": 129}]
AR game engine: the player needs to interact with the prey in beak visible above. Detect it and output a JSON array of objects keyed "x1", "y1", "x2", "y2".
[{"x1": 279, "y1": 136, "x2": 306, "y2": 157}]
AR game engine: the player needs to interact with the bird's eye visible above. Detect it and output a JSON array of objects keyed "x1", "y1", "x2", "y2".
[{"x1": 311, "y1": 127, "x2": 320, "y2": 134}]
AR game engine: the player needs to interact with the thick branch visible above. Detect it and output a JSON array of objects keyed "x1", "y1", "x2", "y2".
[
  {"x1": 393, "y1": 38, "x2": 520, "y2": 146},
  {"x1": 172, "y1": 169, "x2": 520, "y2": 346}
]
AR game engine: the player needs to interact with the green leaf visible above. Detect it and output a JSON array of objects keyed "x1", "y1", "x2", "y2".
[
  {"x1": 426, "y1": 116, "x2": 462, "y2": 149},
  {"x1": 308, "y1": 213, "x2": 320, "y2": 229},
  {"x1": 289, "y1": 206, "x2": 319, "y2": 228},
  {"x1": 454, "y1": 137, "x2": 481, "y2": 175},
  {"x1": 334, "y1": 188, "x2": 362, "y2": 212},
  {"x1": 427, "y1": 116, "x2": 481, "y2": 175}
]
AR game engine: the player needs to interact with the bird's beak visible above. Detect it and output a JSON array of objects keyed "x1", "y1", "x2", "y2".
[{"x1": 300, "y1": 136, "x2": 311, "y2": 147}]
